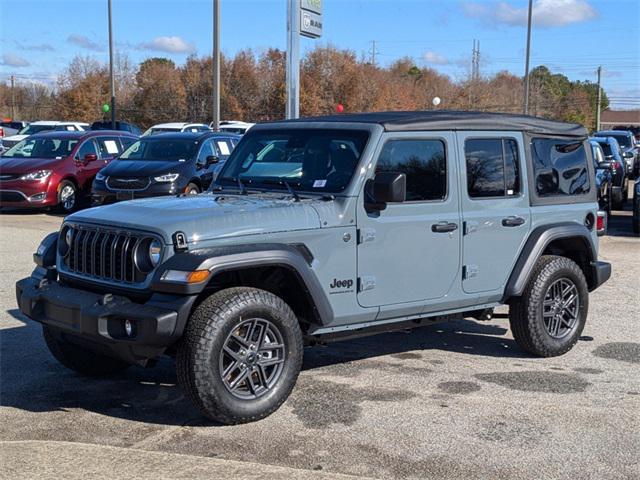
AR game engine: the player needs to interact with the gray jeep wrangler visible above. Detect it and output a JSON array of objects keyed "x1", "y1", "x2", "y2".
[{"x1": 17, "y1": 111, "x2": 611, "y2": 424}]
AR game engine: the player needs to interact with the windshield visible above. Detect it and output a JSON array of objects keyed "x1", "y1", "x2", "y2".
[
  {"x1": 2, "y1": 137, "x2": 78, "y2": 158},
  {"x1": 143, "y1": 127, "x2": 180, "y2": 137},
  {"x1": 609, "y1": 134, "x2": 631, "y2": 149},
  {"x1": 217, "y1": 129, "x2": 369, "y2": 193},
  {"x1": 17, "y1": 124, "x2": 56, "y2": 136},
  {"x1": 119, "y1": 138, "x2": 198, "y2": 161}
]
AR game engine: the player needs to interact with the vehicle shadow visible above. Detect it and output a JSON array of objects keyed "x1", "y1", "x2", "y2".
[
  {"x1": 0, "y1": 207, "x2": 67, "y2": 218},
  {"x1": 1, "y1": 308, "x2": 525, "y2": 427}
]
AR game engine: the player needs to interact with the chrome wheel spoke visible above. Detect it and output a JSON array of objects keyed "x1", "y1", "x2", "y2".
[{"x1": 542, "y1": 277, "x2": 580, "y2": 339}]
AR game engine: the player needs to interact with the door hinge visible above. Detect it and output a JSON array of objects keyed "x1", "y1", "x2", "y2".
[
  {"x1": 358, "y1": 276, "x2": 376, "y2": 292},
  {"x1": 357, "y1": 228, "x2": 376, "y2": 244},
  {"x1": 463, "y1": 265, "x2": 479, "y2": 280}
]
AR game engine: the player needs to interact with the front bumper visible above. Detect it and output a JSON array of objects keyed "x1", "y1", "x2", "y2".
[
  {"x1": 591, "y1": 261, "x2": 612, "y2": 291},
  {"x1": 16, "y1": 272, "x2": 197, "y2": 365}
]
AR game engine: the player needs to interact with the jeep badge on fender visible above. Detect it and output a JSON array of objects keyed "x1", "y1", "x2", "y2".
[{"x1": 16, "y1": 111, "x2": 611, "y2": 425}]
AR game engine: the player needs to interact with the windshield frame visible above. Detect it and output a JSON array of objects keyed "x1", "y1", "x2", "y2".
[{"x1": 215, "y1": 127, "x2": 373, "y2": 196}]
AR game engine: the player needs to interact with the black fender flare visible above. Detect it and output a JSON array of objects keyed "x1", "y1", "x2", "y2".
[
  {"x1": 150, "y1": 243, "x2": 333, "y2": 325},
  {"x1": 503, "y1": 222, "x2": 597, "y2": 301}
]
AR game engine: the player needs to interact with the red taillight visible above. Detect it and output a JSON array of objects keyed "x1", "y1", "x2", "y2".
[
  {"x1": 0, "y1": 127, "x2": 4, "y2": 137},
  {"x1": 612, "y1": 161, "x2": 620, "y2": 170},
  {"x1": 596, "y1": 210, "x2": 607, "y2": 236}
]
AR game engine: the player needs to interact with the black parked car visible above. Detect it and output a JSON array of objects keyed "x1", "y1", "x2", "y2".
[
  {"x1": 91, "y1": 131, "x2": 240, "y2": 204},
  {"x1": 590, "y1": 140, "x2": 613, "y2": 214},
  {"x1": 590, "y1": 136, "x2": 628, "y2": 209},
  {"x1": 91, "y1": 121, "x2": 142, "y2": 137},
  {"x1": 633, "y1": 178, "x2": 640, "y2": 234},
  {"x1": 594, "y1": 129, "x2": 638, "y2": 177}
]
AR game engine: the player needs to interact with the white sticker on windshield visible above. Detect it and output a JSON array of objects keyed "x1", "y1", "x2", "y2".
[
  {"x1": 104, "y1": 140, "x2": 119, "y2": 154},
  {"x1": 313, "y1": 179, "x2": 327, "y2": 188},
  {"x1": 217, "y1": 141, "x2": 230, "y2": 155}
]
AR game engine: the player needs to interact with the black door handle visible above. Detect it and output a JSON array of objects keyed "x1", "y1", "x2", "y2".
[
  {"x1": 432, "y1": 222, "x2": 458, "y2": 233},
  {"x1": 502, "y1": 216, "x2": 525, "y2": 227}
]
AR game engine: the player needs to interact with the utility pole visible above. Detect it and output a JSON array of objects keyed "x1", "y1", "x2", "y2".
[
  {"x1": 369, "y1": 40, "x2": 378, "y2": 67},
  {"x1": 523, "y1": 0, "x2": 533, "y2": 115},
  {"x1": 596, "y1": 66, "x2": 602, "y2": 132},
  {"x1": 212, "y1": 0, "x2": 221, "y2": 130},
  {"x1": 286, "y1": 0, "x2": 301, "y2": 119},
  {"x1": 10, "y1": 75, "x2": 15, "y2": 119},
  {"x1": 107, "y1": 0, "x2": 116, "y2": 129}
]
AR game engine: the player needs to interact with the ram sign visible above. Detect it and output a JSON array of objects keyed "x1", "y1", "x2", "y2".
[{"x1": 300, "y1": 0, "x2": 322, "y2": 39}]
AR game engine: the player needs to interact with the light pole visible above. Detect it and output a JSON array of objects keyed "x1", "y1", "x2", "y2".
[
  {"x1": 107, "y1": 0, "x2": 116, "y2": 128},
  {"x1": 523, "y1": 0, "x2": 533, "y2": 115},
  {"x1": 212, "y1": 0, "x2": 220, "y2": 130},
  {"x1": 286, "y1": 0, "x2": 300, "y2": 119}
]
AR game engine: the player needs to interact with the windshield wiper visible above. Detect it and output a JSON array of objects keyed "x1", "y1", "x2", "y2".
[
  {"x1": 282, "y1": 181, "x2": 300, "y2": 202},
  {"x1": 236, "y1": 177, "x2": 247, "y2": 195},
  {"x1": 259, "y1": 179, "x2": 301, "y2": 202}
]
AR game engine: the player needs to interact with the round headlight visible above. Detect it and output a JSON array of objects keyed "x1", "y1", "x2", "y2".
[
  {"x1": 58, "y1": 227, "x2": 72, "y2": 256},
  {"x1": 65, "y1": 228, "x2": 73, "y2": 247},
  {"x1": 149, "y1": 239, "x2": 162, "y2": 267}
]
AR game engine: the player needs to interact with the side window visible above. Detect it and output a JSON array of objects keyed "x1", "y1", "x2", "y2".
[
  {"x1": 96, "y1": 137, "x2": 122, "y2": 158},
  {"x1": 465, "y1": 138, "x2": 520, "y2": 198},
  {"x1": 197, "y1": 140, "x2": 215, "y2": 164},
  {"x1": 531, "y1": 138, "x2": 590, "y2": 196},
  {"x1": 376, "y1": 139, "x2": 446, "y2": 202},
  {"x1": 76, "y1": 139, "x2": 98, "y2": 159},
  {"x1": 120, "y1": 137, "x2": 136, "y2": 150}
]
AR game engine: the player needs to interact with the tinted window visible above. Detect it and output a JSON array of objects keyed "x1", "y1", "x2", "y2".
[
  {"x1": 465, "y1": 138, "x2": 520, "y2": 198},
  {"x1": 2, "y1": 137, "x2": 78, "y2": 158},
  {"x1": 119, "y1": 138, "x2": 198, "y2": 161},
  {"x1": 599, "y1": 133, "x2": 631, "y2": 148},
  {"x1": 197, "y1": 139, "x2": 216, "y2": 164},
  {"x1": 376, "y1": 139, "x2": 446, "y2": 201},
  {"x1": 532, "y1": 138, "x2": 590, "y2": 196},
  {"x1": 76, "y1": 140, "x2": 97, "y2": 159}
]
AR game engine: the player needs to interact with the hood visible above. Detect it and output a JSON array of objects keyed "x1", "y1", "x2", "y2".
[
  {"x1": 0, "y1": 156, "x2": 66, "y2": 173},
  {"x1": 102, "y1": 159, "x2": 192, "y2": 177},
  {"x1": 68, "y1": 193, "x2": 323, "y2": 244}
]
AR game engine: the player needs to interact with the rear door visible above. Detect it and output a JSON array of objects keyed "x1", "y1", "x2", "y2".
[{"x1": 457, "y1": 132, "x2": 531, "y2": 294}]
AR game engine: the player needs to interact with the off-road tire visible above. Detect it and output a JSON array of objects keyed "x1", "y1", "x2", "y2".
[
  {"x1": 177, "y1": 287, "x2": 303, "y2": 424},
  {"x1": 509, "y1": 255, "x2": 588, "y2": 357},
  {"x1": 43, "y1": 326, "x2": 130, "y2": 375}
]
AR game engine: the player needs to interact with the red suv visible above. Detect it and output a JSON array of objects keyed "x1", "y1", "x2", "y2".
[{"x1": 0, "y1": 130, "x2": 137, "y2": 213}]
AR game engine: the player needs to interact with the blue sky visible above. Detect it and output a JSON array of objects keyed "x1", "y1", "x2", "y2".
[{"x1": 1, "y1": 0, "x2": 638, "y2": 109}]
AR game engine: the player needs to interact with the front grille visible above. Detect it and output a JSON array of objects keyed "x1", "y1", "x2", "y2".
[
  {"x1": 107, "y1": 177, "x2": 150, "y2": 190},
  {"x1": 62, "y1": 224, "x2": 157, "y2": 285},
  {"x1": 0, "y1": 190, "x2": 26, "y2": 202}
]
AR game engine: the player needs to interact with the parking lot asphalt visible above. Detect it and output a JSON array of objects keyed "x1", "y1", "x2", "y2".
[{"x1": 1, "y1": 202, "x2": 638, "y2": 480}]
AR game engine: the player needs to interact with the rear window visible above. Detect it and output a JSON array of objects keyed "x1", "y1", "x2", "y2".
[
  {"x1": 465, "y1": 138, "x2": 520, "y2": 198},
  {"x1": 531, "y1": 138, "x2": 590, "y2": 196}
]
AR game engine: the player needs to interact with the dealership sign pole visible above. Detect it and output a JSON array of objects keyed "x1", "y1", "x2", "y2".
[
  {"x1": 107, "y1": 0, "x2": 116, "y2": 129},
  {"x1": 286, "y1": 0, "x2": 322, "y2": 119}
]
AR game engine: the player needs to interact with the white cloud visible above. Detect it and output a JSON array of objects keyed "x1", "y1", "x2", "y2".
[
  {"x1": 139, "y1": 36, "x2": 195, "y2": 54},
  {"x1": 67, "y1": 34, "x2": 104, "y2": 52},
  {"x1": 17, "y1": 41, "x2": 55, "y2": 52},
  {"x1": 423, "y1": 51, "x2": 449, "y2": 65},
  {"x1": 463, "y1": 0, "x2": 598, "y2": 28},
  {"x1": 1, "y1": 53, "x2": 30, "y2": 67}
]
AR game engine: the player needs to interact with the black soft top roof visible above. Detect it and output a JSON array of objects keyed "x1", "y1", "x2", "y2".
[{"x1": 272, "y1": 110, "x2": 587, "y2": 137}]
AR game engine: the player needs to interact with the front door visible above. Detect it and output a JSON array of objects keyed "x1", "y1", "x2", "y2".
[
  {"x1": 457, "y1": 132, "x2": 531, "y2": 294},
  {"x1": 356, "y1": 132, "x2": 461, "y2": 308}
]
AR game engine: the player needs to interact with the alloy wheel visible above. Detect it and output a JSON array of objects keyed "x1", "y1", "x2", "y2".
[
  {"x1": 218, "y1": 318, "x2": 286, "y2": 400},
  {"x1": 542, "y1": 278, "x2": 580, "y2": 339},
  {"x1": 60, "y1": 185, "x2": 76, "y2": 211}
]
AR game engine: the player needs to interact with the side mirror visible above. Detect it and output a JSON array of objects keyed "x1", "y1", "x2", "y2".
[
  {"x1": 206, "y1": 155, "x2": 219, "y2": 166},
  {"x1": 598, "y1": 161, "x2": 613, "y2": 170},
  {"x1": 365, "y1": 172, "x2": 406, "y2": 213},
  {"x1": 84, "y1": 153, "x2": 98, "y2": 163}
]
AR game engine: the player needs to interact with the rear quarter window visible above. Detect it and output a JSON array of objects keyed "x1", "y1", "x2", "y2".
[{"x1": 531, "y1": 138, "x2": 590, "y2": 197}]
